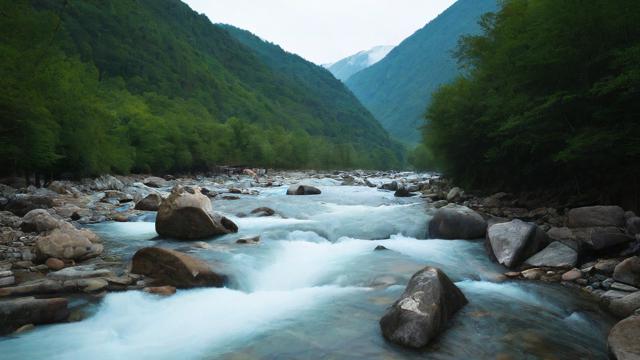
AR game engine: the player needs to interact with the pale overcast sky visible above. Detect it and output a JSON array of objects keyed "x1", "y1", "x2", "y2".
[{"x1": 183, "y1": 0, "x2": 456, "y2": 65}]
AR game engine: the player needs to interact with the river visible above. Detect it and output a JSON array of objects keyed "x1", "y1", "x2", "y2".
[{"x1": 0, "y1": 179, "x2": 614, "y2": 359}]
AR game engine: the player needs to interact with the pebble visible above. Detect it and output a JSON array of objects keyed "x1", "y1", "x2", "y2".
[{"x1": 562, "y1": 268, "x2": 582, "y2": 281}]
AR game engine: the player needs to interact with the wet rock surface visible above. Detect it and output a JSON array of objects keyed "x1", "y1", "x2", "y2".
[
  {"x1": 428, "y1": 204, "x2": 486, "y2": 240},
  {"x1": 380, "y1": 266, "x2": 467, "y2": 348},
  {"x1": 131, "y1": 247, "x2": 226, "y2": 288}
]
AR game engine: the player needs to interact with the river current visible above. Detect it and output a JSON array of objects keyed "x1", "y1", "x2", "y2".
[{"x1": 0, "y1": 179, "x2": 614, "y2": 359}]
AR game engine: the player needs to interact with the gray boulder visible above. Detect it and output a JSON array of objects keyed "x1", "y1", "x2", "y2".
[
  {"x1": 546, "y1": 226, "x2": 580, "y2": 251},
  {"x1": 609, "y1": 292, "x2": 640, "y2": 319},
  {"x1": 92, "y1": 175, "x2": 124, "y2": 191},
  {"x1": 286, "y1": 184, "x2": 321, "y2": 195},
  {"x1": 20, "y1": 209, "x2": 63, "y2": 233},
  {"x1": 428, "y1": 204, "x2": 487, "y2": 240},
  {"x1": 487, "y1": 219, "x2": 548, "y2": 268},
  {"x1": 446, "y1": 187, "x2": 464, "y2": 202},
  {"x1": 143, "y1": 176, "x2": 169, "y2": 188},
  {"x1": 135, "y1": 193, "x2": 162, "y2": 211},
  {"x1": 156, "y1": 185, "x2": 238, "y2": 240},
  {"x1": 627, "y1": 217, "x2": 640, "y2": 236},
  {"x1": 572, "y1": 227, "x2": 631, "y2": 251},
  {"x1": 5, "y1": 195, "x2": 54, "y2": 217},
  {"x1": 567, "y1": 205, "x2": 625, "y2": 228},
  {"x1": 380, "y1": 266, "x2": 467, "y2": 348},
  {"x1": 614, "y1": 257, "x2": 640, "y2": 288},
  {"x1": 0, "y1": 297, "x2": 70, "y2": 335},
  {"x1": 608, "y1": 315, "x2": 640, "y2": 359},
  {"x1": 523, "y1": 241, "x2": 578, "y2": 268}
]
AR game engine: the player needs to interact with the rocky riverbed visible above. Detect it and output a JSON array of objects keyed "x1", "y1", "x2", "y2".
[{"x1": 0, "y1": 170, "x2": 638, "y2": 359}]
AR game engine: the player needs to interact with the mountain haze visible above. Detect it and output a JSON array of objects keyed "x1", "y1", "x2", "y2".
[
  {"x1": 346, "y1": 0, "x2": 498, "y2": 143},
  {"x1": 324, "y1": 45, "x2": 394, "y2": 82}
]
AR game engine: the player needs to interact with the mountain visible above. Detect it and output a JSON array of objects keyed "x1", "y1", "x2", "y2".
[
  {"x1": 0, "y1": 0, "x2": 403, "y2": 176},
  {"x1": 324, "y1": 45, "x2": 394, "y2": 82},
  {"x1": 220, "y1": 26, "x2": 401, "y2": 153},
  {"x1": 346, "y1": 0, "x2": 499, "y2": 144}
]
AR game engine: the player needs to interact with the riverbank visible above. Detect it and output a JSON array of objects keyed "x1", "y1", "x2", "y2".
[{"x1": 0, "y1": 170, "x2": 638, "y2": 358}]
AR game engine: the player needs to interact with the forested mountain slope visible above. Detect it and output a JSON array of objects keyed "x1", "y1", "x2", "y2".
[
  {"x1": 221, "y1": 25, "x2": 401, "y2": 155},
  {"x1": 422, "y1": 0, "x2": 640, "y2": 208},
  {"x1": 346, "y1": 0, "x2": 498, "y2": 143},
  {"x1": 0, "y1": 0, "x2": 403, "y2": 177}
]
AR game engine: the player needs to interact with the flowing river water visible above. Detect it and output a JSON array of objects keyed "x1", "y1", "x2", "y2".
[{"x1": 0, "y1": 179, "x2": 615, "y2": 359}]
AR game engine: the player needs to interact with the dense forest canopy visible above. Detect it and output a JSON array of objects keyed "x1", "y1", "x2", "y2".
[
  {"x1": 420, "y1": 0, "x2": 640, "y2": 205},
  {"x1": 0, "y1": 0, "x2": 404, "y2": 179},
  {"x1": 346, "y1": 0, "x2": 497, "y2": 144}
]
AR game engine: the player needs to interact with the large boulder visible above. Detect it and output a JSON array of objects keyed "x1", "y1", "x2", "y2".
[
  {"x1": 609, "y1": 292, "x2": 640, "y2": 319},
  {"x1": 614, "y1": 257, "x2": 640, "y2": 288},
  {"x1": 379, "y1": 266, "x2": 467, "y2": 348},
  {"x1": 487, "y1": 219, "x2": 548, "y2": 268},
  {"x1": 135, "y1": 193, "x2": 162, "y2": 211},
  {"x1": 608, "y1": 315, "x2": 640, "y2": 359},
  {"x1": 567, "y1": 205, "x2": 625, "y2": 228},
  {"x1": 35, "y1": 227, "x2": 103, "y2": 262},
  {"x1": 155, "y1": 185, "x2": 238, "y2": 240},
  {"x1": 131, "y1": 247, "x2": 226, "y2": 288},
  {"x1": 0, "y1": 297, "x2": 70, "y2": 335},
  {"x1": 572, "y1": 227, "x2": 631, "y2": 251},
  {"x1": 286, "y1": 184, "x2": 321, "y2": 195},
  {"x1": 20, "y1": 209, "x2": 63, "y2": 233},
  {"x1": 428, "y1": 204, "x2": 487, "y2": 240},
  {"x1": 523, "y1": 241, "x2": 578, "y2": 268}
]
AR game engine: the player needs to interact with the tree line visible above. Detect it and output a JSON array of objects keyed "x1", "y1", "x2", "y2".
[
  {"x1": 416, "y1": 0, "x2": 640, "y2": 206},
  {"x1": 0, "y1": 0, "x2": 403, "y2": 181}
]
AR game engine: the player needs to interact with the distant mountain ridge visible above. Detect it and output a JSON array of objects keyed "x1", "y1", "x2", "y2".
[
  {"x1": 325, "y1": 45, "x2": 394, "y2": 82},
  {"x1": 346, "y1": 0, "x2": 499, "y2": 144}
]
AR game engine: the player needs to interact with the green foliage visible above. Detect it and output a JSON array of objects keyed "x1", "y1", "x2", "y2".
[
  {"x1": 423, "y1": 0, "x2": 640, "y2": 198},
  {"x1": 346, "y1": 0, "x2": 498, "y2": 144},
  {"x1": 0, "y1": 0, "x2": 403, "y2": 177}
]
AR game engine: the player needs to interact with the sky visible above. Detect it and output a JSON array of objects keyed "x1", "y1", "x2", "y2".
[{"x1": 183, "y1": 0, "x2": 456, "y2": 65}]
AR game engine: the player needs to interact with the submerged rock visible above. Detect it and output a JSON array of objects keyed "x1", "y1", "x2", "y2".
[
  {"x1": 379, "y1": 266, "x2": 467, "y2": 348},
  {"x1": 428, "y1": 204, "x2": 487, "y2": 240},
  {"x1": 0, "y1": 297, "x2": 70, "y2": 335},
  {"x1": 236, "y1": 235, "x2": 260, "y2": 244},
  {"x1": 155, "y1": 185, "x2": 238, "y2": 240},
  {"x1": 143, "y1": 285, "x2": 176, "y2": 296},
  {"x1": 286, "y1": 184, "x2": 321, "y2": 195},
  {"x1": 250, "y1": 207, "x2": 275, "y2": 217},
  {"x1": 487, "y1": 219, "x2": 548, "y2": 269},
  {"x1": 608, "y1": 315, "x2": 640, "y2": 359},
  {"x1": 131, "y1": 247, "x2": 226, "y2": 288}
]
